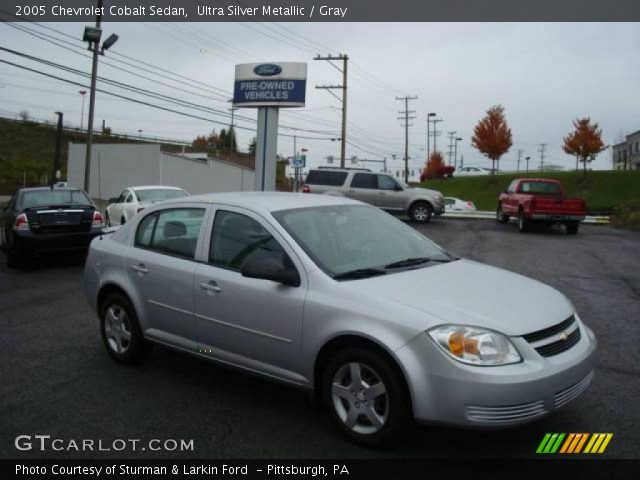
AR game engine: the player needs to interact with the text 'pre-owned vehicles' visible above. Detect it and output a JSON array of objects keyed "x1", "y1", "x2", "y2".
[
  {"x1": 105, "y1": 185, "x2": 188, "y2": 226},
  {"x1": 84, "y1": 192, "x2": 596, "y2": 445},
  {"x1": 497, "y1": 178, "x2": 587, "y2": 234},
  {"x1": 0, "y1": 187, "x2": 103, "y2": 268},
  {"x1": 301, "y1": 168, "x2": 445, "y2": 223}
]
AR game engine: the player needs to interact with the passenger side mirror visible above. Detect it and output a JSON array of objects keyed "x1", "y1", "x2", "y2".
[{"x1": 241, "y1": 258, "x2": 300, "y2": 287}]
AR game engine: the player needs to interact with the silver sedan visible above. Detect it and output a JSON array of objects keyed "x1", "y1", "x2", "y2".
[{"x1": 83, "y1": 192, "x2": 597, "y2": 445}]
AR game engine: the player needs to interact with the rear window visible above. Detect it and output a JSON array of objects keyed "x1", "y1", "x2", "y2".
[
  {"x1": 134, "y1": 189, "x2": 187, "y2": 202},
  {"x1": 305, "y1": 170, "x2": 348, "y2": 186},
  {"x1": 519, "y1": 182, "x2": 561, "y2": 195},
  {"x1": 20, "y1": 190, "x2": 92, "y2": 209}
]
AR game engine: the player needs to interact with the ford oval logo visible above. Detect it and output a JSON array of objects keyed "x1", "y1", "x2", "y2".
[{"x1": 253, "y1": 64, "x2": 282, "y2": 76}]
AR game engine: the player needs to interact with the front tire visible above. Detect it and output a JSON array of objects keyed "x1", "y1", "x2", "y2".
[
  {"x1": 100, "y1": 293, "x2": 152, "y2": 364},
  {"x1": 496, "y1": 205, "x2": 509, "y2": 223},
  {"x1": 566, "y1": 222, "x2": 580, "y2": 235},
  {"x1": 409, "y1": 201, "x2": 433, "y2": 224},
  {"x1": 518, "y1": 210, "x2": 529, "y2": 233},
  {"x1": 321, "y1": 348, "x2": 409, "y2": 446}
]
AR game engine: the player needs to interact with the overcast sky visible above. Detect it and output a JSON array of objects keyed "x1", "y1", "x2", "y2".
[{"x1": 1, "y1": 22, "x2": 638, "y2": 173}]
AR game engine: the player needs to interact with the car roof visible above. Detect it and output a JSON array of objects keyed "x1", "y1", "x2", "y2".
[
  {"x1": 18, "y1": 187, "x2": 84, "y2": 192},
  {"x1": 515, "y1": 178, "x2": 560, "y2": 183},
  {"x1": 128, "y1": 185, "x2": 185, "y2": 190},
  {"x1": 167, "y1": 191, "x2": 360, "y2": 213}
]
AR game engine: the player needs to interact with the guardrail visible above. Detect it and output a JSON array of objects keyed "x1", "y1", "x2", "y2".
[{"x1": 443, "y1": 211, "x2": 610, "y2": 225}]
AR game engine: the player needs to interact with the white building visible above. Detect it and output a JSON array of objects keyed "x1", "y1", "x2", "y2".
[{"x1": 67, "y1": 144, "x2": 254, "y2": 200}]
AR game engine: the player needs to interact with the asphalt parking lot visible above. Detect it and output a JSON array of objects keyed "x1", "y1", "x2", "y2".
[{"x1": 1, "y1": 218, "x2": 639, "y2": 459}]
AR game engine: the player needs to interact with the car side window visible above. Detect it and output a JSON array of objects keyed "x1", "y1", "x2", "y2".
[
  {"x1": 377, "y1": 175, "x2": 398, "y2": 191},
  {"x1": 444, "y1": 198, "x2": 455, "y2": 206},
  {"x1": 125, "y1": 192, "x2": 133, "y2": 203},
  {"x1": 507, "y1": 180, "x2": 517, "y2": 193},
  {"x1": 116, "y1": 191, "x2": 127, "y2": 203},
  {"x1": 351, "y1": 173, "x2": 377, "y2": 189},
  {"x1": 135, "y1": 208, "x2": 205, "y2": 259},
  {"x1": 209, "y1": 210, "x2": 289, "y2": 272}
]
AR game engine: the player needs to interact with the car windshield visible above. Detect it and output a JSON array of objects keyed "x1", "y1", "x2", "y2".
[
  {"x1": 20, "y1": 189, "x2": 92, "y2": 209},
  {"x1": 273, "y1": 204, "x2": 452, "y2": 278},
  {"x1": 134, "y1": 188, "x2": 187, "y2": 202},
  {"x1": 520, "y1": 181, "x2": 561, "y2": 195}
]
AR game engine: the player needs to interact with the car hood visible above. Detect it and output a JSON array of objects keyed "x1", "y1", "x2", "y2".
[
  {"x1": 409, "y1": 187, "x2": 442, "y2": 197},
  {"x1": 347, "y1": 259, "x2": 573, "y2": 336}
]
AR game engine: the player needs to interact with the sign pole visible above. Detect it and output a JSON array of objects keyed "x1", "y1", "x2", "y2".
[{"x1": 254, "y1": 107, "x2": 279, "y2": 191}]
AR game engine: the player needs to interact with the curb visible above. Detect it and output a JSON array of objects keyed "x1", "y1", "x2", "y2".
[{"x1": 442, "y1": 211, "x2": 610, "y2": 225}]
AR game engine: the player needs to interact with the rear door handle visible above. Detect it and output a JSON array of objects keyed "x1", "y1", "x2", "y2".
[
  {"x1": 200, "y1": 280, "x2": 222, "y2": 293},
  {"x1": 130, "y1": 264, "x2": 148, "y2": 275}
]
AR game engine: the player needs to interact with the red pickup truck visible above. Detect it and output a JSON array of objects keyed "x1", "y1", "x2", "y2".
[{"x1": 496, "y1": 178, "x2": 586, "y2": 234}]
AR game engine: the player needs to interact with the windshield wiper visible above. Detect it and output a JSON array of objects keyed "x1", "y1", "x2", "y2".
[
  {"x1": 333, "y1": 268, "x2": 387, "y2": 280},
  {"x1": 384, "y1": 257, "x2": 449, "y2": 269}
]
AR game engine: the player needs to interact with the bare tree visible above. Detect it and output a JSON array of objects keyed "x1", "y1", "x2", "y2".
[{"x1": 18, "y1": 110, "x2": 30, "y2": 122}]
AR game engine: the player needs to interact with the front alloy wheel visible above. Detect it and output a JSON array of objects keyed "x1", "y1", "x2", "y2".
[
  {"x1": 331, "y1": 362, "x2": 389, "y2": 435},
  {"x1": 322, "y1": 348, "x2": 409, "y2": 446},
  {"x1": 409, "y1": 202, "x2": 433, "y2": 224}
]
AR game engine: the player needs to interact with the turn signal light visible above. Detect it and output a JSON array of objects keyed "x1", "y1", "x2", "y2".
[{"x1": 137, "y1": 207, "x2": 145, "y2": 213}]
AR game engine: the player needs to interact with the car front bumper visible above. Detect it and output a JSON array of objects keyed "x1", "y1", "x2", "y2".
[{"x1": 395, "y1": 321, "x2": 597, "y2": 427}]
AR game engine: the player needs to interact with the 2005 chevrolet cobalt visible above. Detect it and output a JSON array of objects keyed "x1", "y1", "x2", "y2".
[{"x1": 84, "y1": 192, "x2": 596, "y2": 445}]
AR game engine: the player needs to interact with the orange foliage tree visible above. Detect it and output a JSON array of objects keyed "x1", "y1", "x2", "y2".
[
  {"x1": 192, "y1": 135, "x2": 208, "y2": 151},
  {"x1": 562, "y1": 118, "x2": 606, "y2": 178},
  {"x1": 420, "y1": 151, "x2": 450, "y2": 181},
  {"x1": 471, "y1": 105, "x2": 513, "y2": 175}
]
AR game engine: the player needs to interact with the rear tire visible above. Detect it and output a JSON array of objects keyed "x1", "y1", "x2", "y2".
[
  {"x1": 496, "y1": 205, "x2": 509, "y2": 223},
  {"x1": 566, "y1": 222, "x2": 580, "y2": 235},
  {"x1": 321, "y1": 347, "x2": 410, "y2": 447},
  {"x1": 518, "y1": 210, "x2": 529, "y2": 233},
  {"x1": 100, "y1": 293, "x2": 152, "y2": 364},
  {"x1": 409, "y1": 201, "x2": 433, "y2": 224}
]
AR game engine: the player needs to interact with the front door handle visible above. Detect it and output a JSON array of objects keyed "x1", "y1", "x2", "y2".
[
  {"x1": 200, "y1": 280, "x2": 222, "y2": 293},
  {"x1": 130, "y1": 263, "x2": 148, "y2": 275}
]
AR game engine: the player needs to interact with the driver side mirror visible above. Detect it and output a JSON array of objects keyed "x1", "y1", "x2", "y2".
[
  {"x1": 394, "y1": 184, "x2": 404, "y2": 191},
  {"x1": 241, "y1": 258, "x2": 300, "y2": 287}
]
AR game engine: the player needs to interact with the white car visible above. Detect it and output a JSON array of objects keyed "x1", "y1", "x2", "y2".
[
  {"x1": 105, "y1": 186, "x2": 188, "y2": 226},
  {"x1": 444, "y1": 197, "x2": 477, "y2": 212},
  {"x1": 455, "y1": 166, "x2": 492, "y2": 177}
]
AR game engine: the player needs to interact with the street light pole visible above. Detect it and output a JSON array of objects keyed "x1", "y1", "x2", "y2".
[
  {"x1": 52, "y1": 111, "x2": 63, "y2": 185},
  {"x1": 454, "y1": 137, "x2": 462, "y2": 169},
  {"x1": 82, "y1": 0, "x2": 103, "y2": 193},
  {"x1": 78, "y1": 90, "x2": 87, "y2": 130}
]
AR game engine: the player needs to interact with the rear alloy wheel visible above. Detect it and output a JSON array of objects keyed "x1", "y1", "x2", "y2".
[
  {"x1": 100, "y1": 293, "x2": 152, "y2": 364},
  {"x1": 409, "y1": 201, "x2": 433, "y2": 224},
  {"x1": 566, "y1": 222, "x2": 580, "y2": 235},
  {"x1": 518, "y1": 210, "x2": 529, "y2": 233},
  {"x1": 322, "y1": 348, "x2": 409, "y2": 446},
  {"x1": 496, "y1": 205, "x2": 509, "y2": 223}
]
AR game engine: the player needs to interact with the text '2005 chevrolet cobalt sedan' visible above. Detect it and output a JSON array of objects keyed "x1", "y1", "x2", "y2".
[{"x1": 83, "y1": 192, "x2": 596, "y2": 445}]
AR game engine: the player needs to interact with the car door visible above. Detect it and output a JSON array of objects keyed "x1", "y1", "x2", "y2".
[
  {"x1": 346, "y1": 173, "x2": 378, "y2": 205},
  {"x1": 193, "y1": 206, "x2": 307, "y2": 385},
  {"x1": 375, "y1": 174, "x2": 405, "y2": 211},
  {"x1": 124, "y1": 205, "x2": 208, "y2": 351},
  {"x1": 109, "y1": 190, "x2": 128, "y2": 225}
]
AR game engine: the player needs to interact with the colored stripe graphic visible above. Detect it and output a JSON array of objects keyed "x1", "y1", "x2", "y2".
[{"x1": 538, "y1": 433, "x2": 613, "y2": 454}]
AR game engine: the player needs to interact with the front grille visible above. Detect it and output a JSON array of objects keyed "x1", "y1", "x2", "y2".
[
  {"x1": 523, "y1": 315, "x2": 576, "y2": 343},
  {"x1": 535, "y1": 328, "x2": 581, "y2": 357},
  {"x1": 466, "y1": 400, "x2": 546, "y2": 423},
  {"x1": 555, "y1": 371, "x2": 594, "y2": 409},
  {"x1": 522, "y1": 315, "x2": 581, "y2": 358}
]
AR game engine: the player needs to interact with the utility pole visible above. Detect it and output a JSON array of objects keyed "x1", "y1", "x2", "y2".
[
  {"x1": 516, "y1": 149, "x2": 523, "y2": 173},
  {"x1": 432, "y1": 118, "x2": 443, "y2": 153},
  {"x1": 315, "y1": 54, "x2": 348, "y2": 168},
  {"x1": 426, "y1": 112, "x2": 436, "y2": 159},
  {"x1": 52, "y1": 111, "x2": 63, "y2": 185},
  {"x1": 396, "y1": 95, "x2": 417, "y2": 183},
  {"x1": 538, "y1": 143, "x2": 547, "y2": 171},
  {"x1": 453, "y1": 137, "x2": 462, "y2": 169},
  {"x1": 446, "y1": 132, "x2": 457, "y2": 166}
]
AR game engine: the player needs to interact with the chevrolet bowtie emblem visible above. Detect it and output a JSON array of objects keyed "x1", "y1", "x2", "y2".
[{"x1": 559, "y1": 331, "x2": 568, "y2": 341}]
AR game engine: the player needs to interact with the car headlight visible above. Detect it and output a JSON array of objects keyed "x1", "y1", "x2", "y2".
[{"x1": 428, "y1": 325, "x2": 521, "y2": 366}]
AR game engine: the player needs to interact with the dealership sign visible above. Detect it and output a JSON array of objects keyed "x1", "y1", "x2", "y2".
[
  {"x1": 291, "y1": 155, "x2": 306, "y2": 168},
  {"x1": 233, "y1": 62, "x2": 307, "y2": 107}
]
